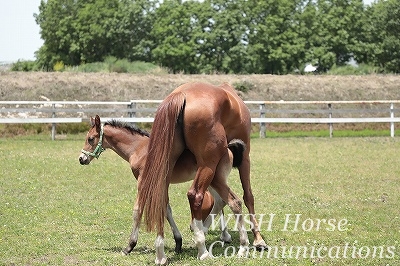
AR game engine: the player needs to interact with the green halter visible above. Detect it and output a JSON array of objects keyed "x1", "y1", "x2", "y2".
[{"x1": 81, "y1": 124, "x2": 105, "y2": 159}]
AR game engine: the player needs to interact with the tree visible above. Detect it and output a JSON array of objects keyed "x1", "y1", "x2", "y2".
[
  {"x1": 34, "y1": 0, "x2": 155, "y2": 68},
  {"x1": 356, "y1": 0, "x2": 400, "y2": 72},
  {"x1": 34, "y1": 0, "x2": 396, "y2": 74},
  {"x1": 34, "y1": 0, "x2": 81, "y2": 67},
  {"x1": 197, "y1": 0, "x2": 249, "y2": 73},
  {"x1": 246, "y1": 0, "x2": 307, "y2": 74},
  {"x1": 150, "y1": 0, "x2": 201, "y2": 73},
  {"x1": 306, "y1": 0, "x2": 365, "y2": 71}
]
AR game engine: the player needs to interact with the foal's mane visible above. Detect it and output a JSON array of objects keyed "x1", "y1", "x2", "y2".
[{"x1": 104, "y1": 119, "x2": 150, "y2": 137}]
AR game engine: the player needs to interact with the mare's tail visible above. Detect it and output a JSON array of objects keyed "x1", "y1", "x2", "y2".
[{"x1": 137, "y1": 92, "x2": 186, "y2": 232}]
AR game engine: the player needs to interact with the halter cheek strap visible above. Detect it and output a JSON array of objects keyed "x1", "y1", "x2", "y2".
[{"x1": 81, "y1": 124, "x2": 105, "y2": 159}]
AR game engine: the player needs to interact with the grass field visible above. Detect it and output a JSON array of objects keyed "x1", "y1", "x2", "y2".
[{"x1": 1, "y1": 135, "x2": 399, "y2": 265}]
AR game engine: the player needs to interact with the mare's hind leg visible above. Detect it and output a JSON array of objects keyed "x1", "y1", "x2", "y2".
[
  {"x1": 187, "y1": 166, "x2": 215, "y2": 260},
  {"x1": 239, "y1": 155, "x2": 267, "y2": 248},
  {"x1": 187, "y1": 149, "x2": 227, "y2": 259}
]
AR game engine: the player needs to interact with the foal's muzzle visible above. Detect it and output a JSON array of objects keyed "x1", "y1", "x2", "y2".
[{"x1": 79, "y1": 153, "x2": 91, "y2": 165}]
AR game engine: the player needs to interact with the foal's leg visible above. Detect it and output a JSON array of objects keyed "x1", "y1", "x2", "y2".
[
  {"x1": 123, "y1": 198, "x2": 141, "y2": 255},
  {"x1": 203, "y1": 187, "x2": 231, "y2": 243},
  {"x1": 166, "y1": 203, "x2": 183, "y2": 253},
  {"x1": 154, "y1": 203, "x2": 184, "y2": 264},
  {"x1": 211, "y1": 179, "x2": 250, "y2": 257},
  {"x1": 122, "y1": 199, "x2": 182, "y2": 256},
  {"x1": 218, "y1": 209, "x2": 232, "y2": 243},
  {"x1": 204, "y1": 148, "x2": 233, "y2": 242}
]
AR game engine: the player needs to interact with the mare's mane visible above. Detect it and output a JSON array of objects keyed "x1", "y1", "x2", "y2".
[{"x1": 104, "y1": 119, "x2": 150, "y2": 137}]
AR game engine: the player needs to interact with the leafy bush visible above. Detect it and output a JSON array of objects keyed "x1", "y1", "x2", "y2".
[
  {"x1": 10, "y1": 60, "x2": 38, "y2": 71},
  {"x1": 110, "y1": 58, "x2": 129, "y2": 73},
  {"x1": 56, "y1": 123, "x2": 90, "y2": 134},
  {"x1": 0, "y1": 124, "x2": 48, "y2": 137},
  {"x1": 65, "y1": 58, "x2": 162, "y2": 74},
  {"x1": 53, "y1": 61, "x2": 65, "y2": 72},
  {"x1": 233, "y1": 80, "x2": 255, "y2": 93},
  {"x1": 0, "y1": 123, "x2": 90, "y2": 137},
  {"x1": 327, "y1": 64, "x2": 380, "y2": 75}
]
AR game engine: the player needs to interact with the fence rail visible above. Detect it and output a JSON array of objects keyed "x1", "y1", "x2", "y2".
[{"x1": 1, "y1": 100, "x2": 399, "y2": 140}]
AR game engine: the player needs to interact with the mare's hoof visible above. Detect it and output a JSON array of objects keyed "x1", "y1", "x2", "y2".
[
  {"x1": 198, "y1": 251, "x2": 210, "y2": 260},
  {"x1": 253, "y1": 239, "x2": 267, "y2": 251}
]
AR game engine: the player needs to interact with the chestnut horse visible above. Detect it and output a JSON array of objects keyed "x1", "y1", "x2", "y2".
[
  {"x1": 136, "y1": 82, "x2": 266, "y2": 264},
  {"x1": 78, "y1": 115, "x2": 241, "y2": 253}
]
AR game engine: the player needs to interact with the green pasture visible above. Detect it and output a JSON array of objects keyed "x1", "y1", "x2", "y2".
[{"x1": 1, "y1": 136, "x2": 399, "y2": 265}]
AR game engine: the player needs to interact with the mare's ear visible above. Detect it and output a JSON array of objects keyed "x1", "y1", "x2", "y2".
[{"x1": 94, "y1": 115, "x2": 101, "y2": 132}]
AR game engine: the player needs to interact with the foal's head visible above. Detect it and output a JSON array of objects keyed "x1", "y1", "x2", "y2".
[{"x1": 79, "y1": 115, "x2": 105, "y2": 165}]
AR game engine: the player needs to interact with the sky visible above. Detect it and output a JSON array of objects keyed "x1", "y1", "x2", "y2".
[{"x1": 0, "y1": 0, "x2": 376, "y2": 63}]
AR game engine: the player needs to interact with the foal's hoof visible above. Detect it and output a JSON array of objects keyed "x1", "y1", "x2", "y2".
[
  {"x1": 122, "y1": 241, "x2": 137, "y2": 255},
  {"x1": 220, "y1": 232, "x2": 232, "y2": 243},
  {"x1": 155, "y1": 257, "x2": 168, "y2": 265},
  {"x1": 122, "y1": 245, "x2": 134, "y2": 256},
  {"x1": 174, "y1": 246, "x2": 182, "y2": 254},
  {"x1": 121, "y1": 249, "x2": 130, "y2": 256},
  {"x1": 174, "y1": 238, "x2": 183, "y2": 253}
]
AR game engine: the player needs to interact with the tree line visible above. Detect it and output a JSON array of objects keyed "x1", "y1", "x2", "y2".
[{"x1": 33, "y1": 0, "x2": 400, "y2": 74}]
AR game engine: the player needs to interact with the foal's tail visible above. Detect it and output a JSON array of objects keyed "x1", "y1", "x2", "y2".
[{"x1": 137, "y1": 92, "x2": 186, "y2": 233}]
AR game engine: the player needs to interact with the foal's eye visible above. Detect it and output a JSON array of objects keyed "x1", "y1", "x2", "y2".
[{"x1": 88, "y1": 137, "x2": 95, "y2": 144}]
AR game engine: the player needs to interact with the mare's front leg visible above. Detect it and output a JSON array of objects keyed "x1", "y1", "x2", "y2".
[{"x1": 155, "y1": 233, "x2": 167, "y2": 265}]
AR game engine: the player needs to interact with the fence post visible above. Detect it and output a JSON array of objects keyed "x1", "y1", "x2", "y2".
[
  {"x1": 328, "y1": 103, "x2": 333, "y2": 138},
  {"x1": 390, "y1": 103, "x2": 394, "y2": 137},
  {"x1": 51, "y1": 103, "x2": 56, "y2": 140},
  {"x1": 259, "y1": 103, "x2": 266, "y2": 138},
  {"x1": 128, "y1": 101, "x2": 136, "y2": 127}
]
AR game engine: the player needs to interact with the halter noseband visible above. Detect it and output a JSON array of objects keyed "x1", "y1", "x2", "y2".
[{"x1": 81, "y1": 124, "x2": 105, "y2": 159}]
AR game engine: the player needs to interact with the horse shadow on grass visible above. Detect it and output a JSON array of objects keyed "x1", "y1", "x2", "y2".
[{"x1": 102, "y1": 230, "x2": 261, "y2": 263}]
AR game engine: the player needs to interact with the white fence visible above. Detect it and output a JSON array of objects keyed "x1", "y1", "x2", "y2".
[{"x1": 1, "y1": 100, "x2": 399, "y2": 140}]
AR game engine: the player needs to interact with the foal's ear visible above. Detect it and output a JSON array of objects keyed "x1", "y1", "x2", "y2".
[
  {"x1": 90, "y1": 116, "x2": 95, "y2": 127},
  {"x1": 94, "y1": 115, "x2": 101, "y2": 131}
]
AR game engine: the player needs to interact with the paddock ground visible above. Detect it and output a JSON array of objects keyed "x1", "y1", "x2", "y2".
[{"x1": 1, "y1": 136, "x2": 399, "y2": 265}]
